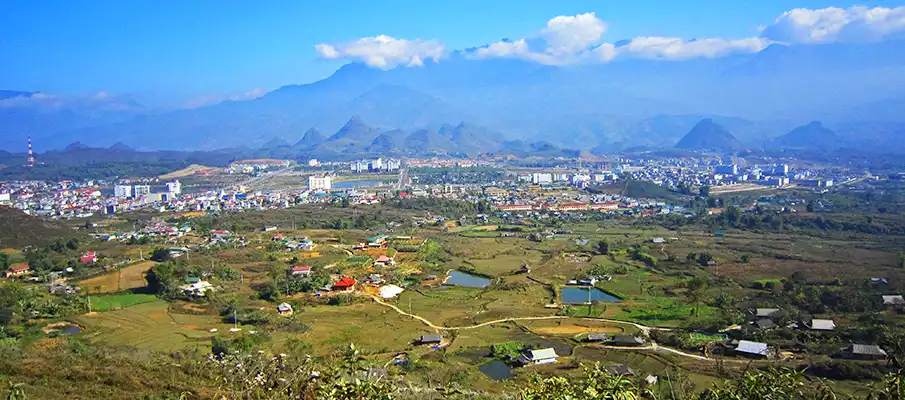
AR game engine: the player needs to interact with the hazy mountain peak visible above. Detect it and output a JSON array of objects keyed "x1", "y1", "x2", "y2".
[{"x1": 675, "y1": 119, "x2": 744, "y2": 151}]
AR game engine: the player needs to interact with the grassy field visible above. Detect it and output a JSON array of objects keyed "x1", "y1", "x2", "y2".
[
  {"x1": 75, "y1": 300, "x2": 231, "y2": 352},
  {"x1": 90, "y1": 293, "x2": 159, "y2": 311}
]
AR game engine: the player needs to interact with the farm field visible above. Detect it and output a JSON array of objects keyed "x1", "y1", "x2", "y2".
[{"x1": 79, "y1": 261, "x2": 156, "y2": 294}]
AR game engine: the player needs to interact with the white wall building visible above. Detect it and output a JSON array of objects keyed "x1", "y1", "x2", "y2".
[
  {"x1": 166, "y1": 180, "x2": 182, "y2": 195},
  {"x1": 532, "y1": 173, "x2": 553, "y2": 184},
  {"x1": 308, "y1": 175, "x2": 332, "y2": 190},
  {"x1": 133, "y1": 185, "x2": 151, "y2": 197},
  {"x1": 114, "y1": 185, "x2": 132, "y2": 198}
]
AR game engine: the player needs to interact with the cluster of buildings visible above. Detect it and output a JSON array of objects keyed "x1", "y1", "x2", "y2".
[
  {"x1": 225, "y1": 160, "x2": 292, "y2": 175},
  {"x1": 350, "y1": 158, "x2": 401, "y2": 173}
]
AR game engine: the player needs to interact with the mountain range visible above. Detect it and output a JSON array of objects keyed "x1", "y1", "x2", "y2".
[{"x1": 3, "y1": 41, "x2": 905, "y2": 154}]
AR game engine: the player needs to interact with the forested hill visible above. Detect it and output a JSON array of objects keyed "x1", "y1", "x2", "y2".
[{"x1": 0, "y1": 207, "x2": 78, "y2": 248}]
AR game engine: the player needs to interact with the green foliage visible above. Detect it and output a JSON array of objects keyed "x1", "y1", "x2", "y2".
[
  {"x1": 597, "y1": 239, "x2": 610, "y2": 255},
  {"x1": 90, "y1": 293, "x2": 157, "y2": 311},
  {"x1": 149, "y1": 247, "x2": 171, "y2": 262},
  {"x1": 521, "y1": 362, "x2": 647, "y2": 400},
  {"x1": 489, "y1": 342, "x2": 525, "y2": 360}
]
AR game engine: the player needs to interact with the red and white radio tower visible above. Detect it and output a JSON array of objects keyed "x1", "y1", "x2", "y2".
[{"x1": 26, "y1": 136, "x2": 36, "y2": 167}]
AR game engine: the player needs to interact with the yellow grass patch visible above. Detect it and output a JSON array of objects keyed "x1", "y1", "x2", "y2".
[
  {"x1": 79, "y1": 261, "x2": 156, "y2": 294},
  {"x1": 158, "y1": 164, "x2": 217, "y2": 179}
]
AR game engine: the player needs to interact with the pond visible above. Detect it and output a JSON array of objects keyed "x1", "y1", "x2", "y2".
[
  {"x1": 332, "y1": 179, "x2": 393, "y2": 189},
  {"x1": 479, "y1": 360, "x2": 514, "y2": 381},
  {"x1": 445, "y1": 270, "x2": 491, "y2": 288},
  {"x1": 561, "y1": 287, "x2": 621, "y2": 304}
]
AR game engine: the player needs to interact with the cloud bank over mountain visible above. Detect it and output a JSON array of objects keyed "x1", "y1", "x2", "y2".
[{"x1": 315, "y1": 5, "x2": 905, "y2": 67}]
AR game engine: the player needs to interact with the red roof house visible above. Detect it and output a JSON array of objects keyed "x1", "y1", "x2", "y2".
[
  {"x1": 80, "y1": 251, "x2": 97, "y2": 263},
  {"x1": 333, "y1": 276, "x2": 356, "y2": 291},
  {"x1": 4, "y1": 264, "x2": 31, "y2": 277}
]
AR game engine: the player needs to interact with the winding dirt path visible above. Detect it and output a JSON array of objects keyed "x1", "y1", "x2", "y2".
[
  {"x1": 369, "y1": 295, "x2": 566, "y2": 330},
  {"x1": 370, "y1": 295, "x2": 756, "y2": 363}
]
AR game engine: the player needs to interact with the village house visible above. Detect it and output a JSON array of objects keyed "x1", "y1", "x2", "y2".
[
  {"x1": 731, "y1": 340, "x2": 770, "y2": 358},
  {"x1": 373, "y1": 255, "x2": 395, "y2": 268},
  {"x1": 366, "y1": 274, "x2": 384, "y2": 285},
  {"x1": 585, "y1": 332, "x2": 608, "y2": 342},
  {"x1": 841, "y1": 344, "x2": 887, "y2": 360},
  {"x1": 288, "y1": 265, "x2": 312, "y2": 278},
  {"x1": 801, "y1": 318, "x2": 836, "y2": 331},
  {"x1": 882, "y1": 295, "x2": 905, "y2": 305},
  {"x1": 4, "y1": 264, "x2": 31, "y2": 278},
  {"x1": 80, "y1": 251, "x2": 97, "y2": 263},
  {"x1": 418, "y1": 334, "x2": 443, "y2": 344},
  {"x1": 181, "y1": 278, "x2": 214, "y2": 297},
  {"x1": 518, "y1": 348, "x2": 559, "y2": 365},
  {"x1": 332, "y1": 276, "x2": 356, "y2": 292},
  {"x1": 277, "y1": 303, "x2": 293, "y2": 316},
  {"x1": 754, "y1": 308, "x2": 781, "y2": 319}
]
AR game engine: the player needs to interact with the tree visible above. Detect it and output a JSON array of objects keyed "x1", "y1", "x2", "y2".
[
  {"x1": 0, "y1": 253, "x2": 8, "y2": 269},
  {"x1": 596, "y1": 240, "x2": 610, "y2": 255},
  {"x1": 724, "y1": 206, "x2": 741, "y2": 227},
  {"x1": 685, "y1": 277, "x2": 710, "y2": 317},
  {"x1": 699, "y1": 185, "x2": 711, "y2": 197},
  {"x1": 340, "y1": 197, "x2": 350, "y2": 208},
  {"x1": 149, "y1": 248, "x2": 171, "y2": 262},
  {"x1": 697, "y1": 252, "x2": 713, "y2": 267}
]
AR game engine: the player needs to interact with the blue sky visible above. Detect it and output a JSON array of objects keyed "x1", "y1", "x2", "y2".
[{"x1": 1, "y1": 0, "x2": 903, "y2": 106}]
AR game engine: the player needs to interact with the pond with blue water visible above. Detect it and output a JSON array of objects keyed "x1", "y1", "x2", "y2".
[
  {"x1": 560, "y1": 287, "x2": 621, "y2": 304},
  {"x1": 479, "y1": 360, "x2": 514, "y2": 381},
  {"x1": 445, "y1": 270, "x2": 491, "y2": 288}
]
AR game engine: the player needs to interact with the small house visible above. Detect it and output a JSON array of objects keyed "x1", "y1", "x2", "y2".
[
  {"x1": 80, "y1": 251, "x2": 97, "y2": 263},
  {"x1": 373, "y1": 255, "x2": 395, "y2": 267},
  {"x1": 732, "y1": 340, "x2": 769, "y2": 358},
  {"x1": 418, "y1": 334, "x2": 443, "y2": 344},
  {"x1": 803, "y1": 319, "x2": 836, "y2": 331},
  {"x1": 652, "y1": 237, "x2": 665, "y2": 244},
  {"x1": 871, "y1": 277, "x2": 889, "y2": 287},
  {"x1": 755, "y1": 319, "x2": 777, "y2": 330},
  {"x1": 842, "y1": 344, "x2": 887, "y2": 360},
  {"x1": 754, "y1": 308, "x2": 781, "y2": 319},
  {"x1": 289, "y1": 265, "x2": 312, "y2": 277},
  {"x1": 277, "y1": 302, "x2": 293, "y2": 316},
  {"x1": 586, "y1": 332, "x2": 608, "y2": 342},
  {"x1": 518, "y1": 348, "x2": 558, "y2": 365},
  {"x1": 366, "y1": 274, "x2": 384, "y2": 285},
  {"x1": 608, "y1": 335, "x2": 647, "y2": 346},
  {"x1": 4, "y1": 264, "x2": 31, "y2": 278},
  {"x1": 332, "y1": 276, "x2": 356, "y2": 292},
  {"x1": 882, "y1": 295, "x2": 905, "y2": 305},
  {"x1": 264, "y1": 226, "x2": 278, "y2": 232},
  {"x1": 181, "y1": 280, "x2": 213, "y2": 297}
]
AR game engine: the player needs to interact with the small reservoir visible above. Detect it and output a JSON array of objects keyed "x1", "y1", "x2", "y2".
[
  {"x1": 561, "y1": 287, "x2": 621, "y2": 304},
  {"x1": 445, "y1": 270, "x2": 491, "y2": 288}
]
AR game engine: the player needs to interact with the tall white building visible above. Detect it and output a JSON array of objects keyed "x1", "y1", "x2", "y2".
[
  {"x1": 133, "y1": 185, "x2": 151, "y2": 197},
  {"x1": 531, "y1": 173, "x2": 553, "y2": 184},
  {"x1": 114, "y1": 185, "x2": 132, "y2": 198},
  {"x1": 166, "y1": 180, "x2": 182, "y2": 195},
  {"x1": 308, "y1": 175, "x2": 332, "y2": 190}
]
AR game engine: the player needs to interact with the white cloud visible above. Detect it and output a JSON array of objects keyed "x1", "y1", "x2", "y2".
[
  {"x1": 317, "y1": 6, "x2": 905, "y2": 68},
  {"x1": 541, "y1": 12, "x2": 607, "y2": 56},
  {"x1": 471, "y1": 12, "x2": 766, "y2": 65},
  {"x1": 761, "y1": 5, "x2": 905, "y2": 43},
  {"x1": 314, "y1": 35, "x2": 446, "y2": 69},
  {"x1": 617, "y1": 37, "x2": 770, "y2": 60}
]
